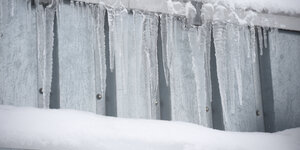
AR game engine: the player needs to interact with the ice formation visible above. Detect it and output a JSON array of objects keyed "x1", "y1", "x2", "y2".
[
  {"x1": 160, "y1": 14, "x2": 212, "y2": 126},
  {"x1": 56, "y1": 2, "x2": 107, "y2": 113},
  {"x1": 36, "y1": 3, "x2": 56, "y2": 108},
  {"x1": 108, "y1": 9, "x2": 160, "y2": 118}
]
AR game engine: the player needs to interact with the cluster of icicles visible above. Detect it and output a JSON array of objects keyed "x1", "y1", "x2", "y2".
[{"x1": 0, "y1": 0, "x2": 279, "y2": 127}]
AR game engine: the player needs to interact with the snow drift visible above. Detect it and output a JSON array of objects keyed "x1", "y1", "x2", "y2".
[{"x1": 0, "y1": 105, "x2": 299, "y2": 150}]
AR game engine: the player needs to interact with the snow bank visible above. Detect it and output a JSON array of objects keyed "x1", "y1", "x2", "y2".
[
  {"x1": 0, "y1": 105, "x2": 299, "y2": 150},
  {"x1": 204, "y1": 0, "x2": 300, "y2": 15}
]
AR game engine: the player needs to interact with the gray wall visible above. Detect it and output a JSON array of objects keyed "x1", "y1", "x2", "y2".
[{"x1": 1, "y1": 0, "x2": 300, "y2": 132}]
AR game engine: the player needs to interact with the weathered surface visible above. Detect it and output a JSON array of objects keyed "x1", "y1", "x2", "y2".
[
  {"x1": 108, "y1": 9, "x2": 160, "y2": 119},
  {"x1": 213, "y1": 23, "x2": 264, "y2": 131},
  {"x1": 160, "y1": 15, "x2": 213, "y2": 127},
  {"x1": 57, "y1": 3, "x2": 106, "y2": 113},
  {"x1": 0, "y1": 0, "x2": 38, "y2": 107},
  {"x1": 267, "y1": 29, "x2": 300, "y2": 131}
]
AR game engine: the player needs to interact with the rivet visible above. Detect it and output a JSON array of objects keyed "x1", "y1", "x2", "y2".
[
  {"x1": 155, "y1": 100, "x2": 159, "y2": 105},
  {"x1": 39, "y1": 88, "x2": 43, "y2": 94},
  {"x1": 256, "y1": 110, "x2": 260, "y2": 116},
  {"x1": 206, "y1": 106, "x2": 209, "y2": 112},
  {"x1": 96, "y1": 94, "x2": 102, "y2": 100}
]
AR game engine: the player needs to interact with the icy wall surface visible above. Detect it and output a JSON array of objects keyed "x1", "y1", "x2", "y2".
[
  {"x1": 160, "y1": 15, "x2": 212, "y2": 126},
  {"x1": 212, "y1": 22, "x2": 265, "y2": 131},
  {"x1": 1, "y1": 0, "x2": 300, "y2": 132},
  {"x1": 108, "y1": 9, "x2": 160, "y2": 119},
  {"x1": 57, "y1": 2, "x2": 106, "y2": 114},
  {"x1": 0, "y1": 0, "x2": 54, "y2": 108}
]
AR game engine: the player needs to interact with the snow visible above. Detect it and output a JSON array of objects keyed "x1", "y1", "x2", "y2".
[
  {"x1": 203, "y1": 0, "x2": 300, "y2": 15},
  {"x1": 167, "y1": 0, "x2": 197, "y2": 18},
  {"x1": 0, "y1": 105, "x2": 300, "y2": 150}
]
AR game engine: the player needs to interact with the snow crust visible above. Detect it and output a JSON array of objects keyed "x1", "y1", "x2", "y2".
[
  {"x1": 167, "y1": 0, "x2": 196, "y2": 18},
  {"x1": 203, "y1": 0, "x2": 300, "y2": 15},
  {"x1": 0, "y1": 105, "x2": 300, "y2": 150}
]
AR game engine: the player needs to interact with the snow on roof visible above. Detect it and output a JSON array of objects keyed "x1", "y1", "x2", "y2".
[
  {"x1": 0, "y1": 105, "x2": 300, "y2": 150},
  {"x1": 202, "y1": 0, "x2": 300, "y2": 16}
]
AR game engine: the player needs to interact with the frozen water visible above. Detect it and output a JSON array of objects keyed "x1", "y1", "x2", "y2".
[
  {"x1": 108, "y1": 9, "x2": 159, "y2": 119},
  {"x1": 36, "y1": 4, "x2": 55, "y2": 108},
  {"x1": 0, "y1": 0, "x2": 54, "y2": 108},
  {"x1": 160, "y1": 15, "x2": 212, "y2": 126},
  {"x1": 57, "y1": 2, "x2": 106, "y2": 113},
  {"x1": 213, "y1": 21, "x2": 264, "y2": 131},
  {"x1": 257, "y1": 27, "x2": 263, "y2": 56}
]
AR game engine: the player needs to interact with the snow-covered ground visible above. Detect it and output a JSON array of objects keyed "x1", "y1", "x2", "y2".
[{"x1": 0, "y1": 105, "x2": 299, "y2": 150}]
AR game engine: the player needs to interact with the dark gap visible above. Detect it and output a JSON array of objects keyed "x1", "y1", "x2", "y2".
[
  {"x1": 157, "y1": 16, "x2": 171, "y2": 120},
  {"x1": 50, "y1": 11, "x2": 60, "y2": 109},
  {"x1": 210, "y1": 27, "x2": 225, "y2": 130},
  {"x1": 63, "y1": 0, "x2": 71, "y2": 4},
  {"x1": 258, "y1": 28, "x2": 275, "y2": 132},
  {"x1": 104, "y1": 10, "x2": 117, "y2": 116}
]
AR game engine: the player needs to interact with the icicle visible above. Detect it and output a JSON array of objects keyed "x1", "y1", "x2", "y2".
[
  {"x1": 36, "y1": 3, "x2": 55, "y2": 108},
  {"x1": 160, "y1": 15, "x2": 170, "y2": 86},
  {"x1": 250, "y1": 26, "x2": 256, "y2": 63},
  {"x1": 257, "y1": 27, "x2": 264, "y2": 56},
  {"x1": 43, "y1": 7, "x2": 55, "y2": 108},
  {"x1": 263, "y1": 27, "x2": 268, "y2": 48},
  {"x1": 213, "y1": 21, "x2": 229, "y2": 125},
  {"x1": 56, "y1": 0, "x2": 63, "y2": 29},
  {"x1": 70, "y1": 0, "x2": 74, "y2": 8},
  {"x1": 161, "y1": 15, "x2": 175, "y2": 86},
  {"x1": 244, "y1": 27, "x2": 251, "y2": 58},
  {"x1": 235, "y1": 26, "x2": 243, "y2": 106},
  {"x1": 10, "y1": 0, "x2": 15, "y2": 17},
  {"x1": 97, "y1": 5, "x2": 106, "y2": 97},
  {"x1": 26, "y1": 0, "x2": 32, "y2": 32},
  {"x1": 107, "y1": 8, "x2": 116, "y2": 71},
  {"x1": 0, "y1": 1, "x2": 2, "y2": 21}
]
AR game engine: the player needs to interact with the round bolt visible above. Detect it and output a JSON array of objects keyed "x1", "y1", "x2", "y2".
[
  {"x1": 256, "y1": 110, "x2": 260, "y2": 116},
  {"x1": 206, "y1": 106, "x2": 209, "y2": 112},
  {"x1": 39, "y1": 88, "x2": 43, "y2": 94},
  {"x1": 96, "y1": 94, "x2": 102, "y2": 100},
  {"x1": 155, "y1": 100, "x2": 159, "y2": 105}
]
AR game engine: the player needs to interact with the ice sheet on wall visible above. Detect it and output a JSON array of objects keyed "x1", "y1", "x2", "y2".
[
  {"x1": 107, "y1": 9, "x2": 159, "y2": 119},
  {"x1": 213, "y1": 22, "x2": 264, "y2": 131},
  {"x1": 160, "y1": 15, "x2": 213, "y2": 127},
  {"x1": 268, "y1": 29, "x2": 300, "y2": 131},
  {"x1": 0, "y1": 0, "x2": 54, "y2": 108},
  {"x1": 57, "y1": 2, "x2": 106, "y2": 113}
]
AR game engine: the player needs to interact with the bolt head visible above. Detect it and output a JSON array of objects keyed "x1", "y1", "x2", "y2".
[
  {"x1": 155, "y1": 101, "x2": 159, "y2": 105},
  {"x1": 256, "y1": 110, "x2": 260, "y2": 116},
  {"x1": 206, "y1": 106, "x2": 209, "y2": 112},
  {"x1": 96, "y1": 94, "x2": 102, "y2": 100},
  {"x1": 39, "y1": 88, "x2": 43, "y2": 94}
]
